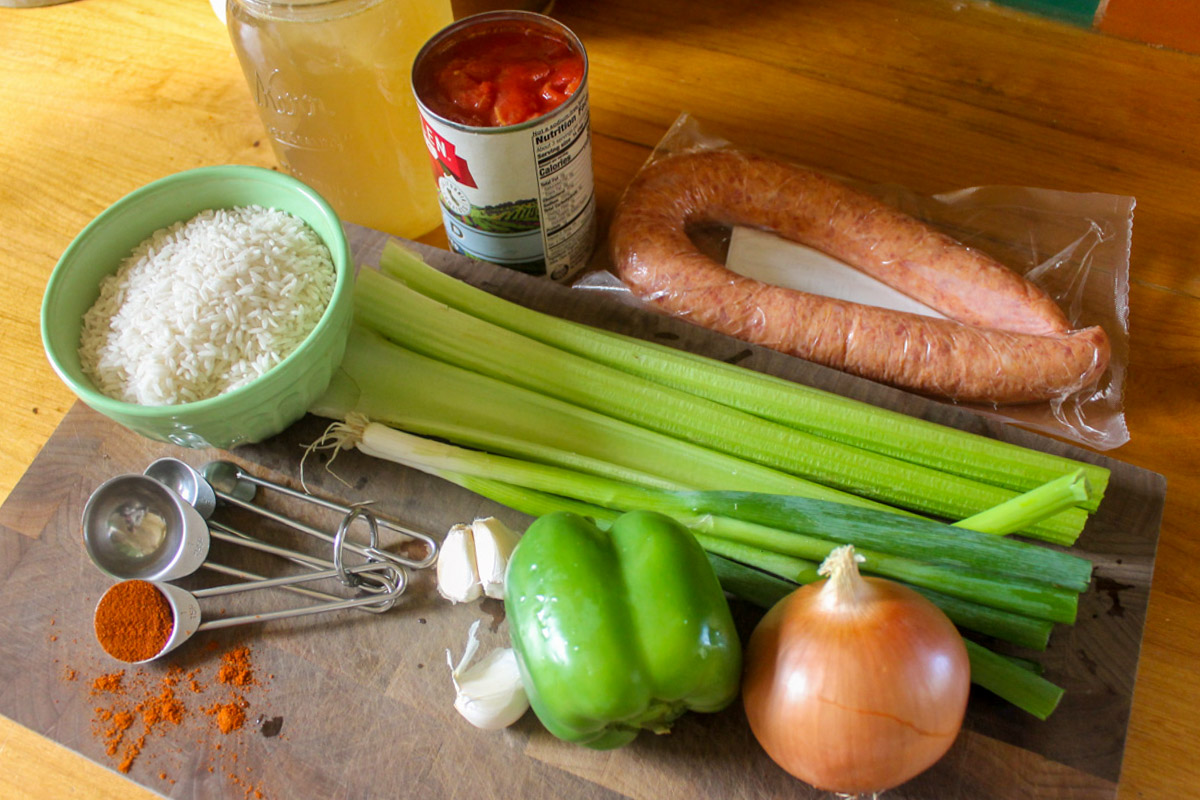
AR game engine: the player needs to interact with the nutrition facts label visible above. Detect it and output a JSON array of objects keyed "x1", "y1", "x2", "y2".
[{"x1": 531, "y1": 93, "x2": 596, "y2": 281}]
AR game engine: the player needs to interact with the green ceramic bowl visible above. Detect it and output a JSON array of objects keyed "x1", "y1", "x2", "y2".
[{"x1": 41, "y1": 165, "x2": 353, "y2": 449}]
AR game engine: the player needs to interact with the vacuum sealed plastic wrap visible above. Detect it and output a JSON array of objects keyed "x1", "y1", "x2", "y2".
[{"x1": 589, "y1": 114, "x2": 1130, "y2": 450}]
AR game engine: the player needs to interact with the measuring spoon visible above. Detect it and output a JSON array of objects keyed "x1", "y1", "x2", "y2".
[
  {"x1": 87, "y1": 467, "x2": 385, "y2": 606},
  {"x1": 96, "y1": 562, "x2": 405, "y2": 664},
  {"x1": 83, "y1": 473, "x2": 211, "y2": 582},
  {"x1": 144, "y1": 457, "x2": 217, "y2": 518},
  {"x1": 201, "y1": 459, "x2": 439, "y2": 570},
  {"x1": 144, "y1": 458, "x2": 337, "y2": 576}
]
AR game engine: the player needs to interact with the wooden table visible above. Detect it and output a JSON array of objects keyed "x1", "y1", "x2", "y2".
[{"x1": 1, "y1": 0, "x2": 1197, "y2": 797}]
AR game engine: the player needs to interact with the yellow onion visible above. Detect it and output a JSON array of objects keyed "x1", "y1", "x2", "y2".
[{"x1": 742, "y1": 545, "x2": 970, "y2": 794}]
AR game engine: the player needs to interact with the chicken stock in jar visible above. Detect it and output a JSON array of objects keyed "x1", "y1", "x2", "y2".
[{"x1": 227, "y1": 0, "x2": 452, "y2": 239}]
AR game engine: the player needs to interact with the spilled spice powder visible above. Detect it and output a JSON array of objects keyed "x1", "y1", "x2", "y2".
[
  {"x1": 91, "y1": 671, "x2": 125, "y2": 695},
  {"x1": 205, "y1": 698, "x2": 247, "y2": 734},
  {"x1": 217, "y1": 645, "x2": 255, "y2": 687},
  {"x1": 226, "y1": 765, "x2": 266, "y2": 800},
  {"x1": 100, "y1": 710, "x2": 135, "y2": 757},
  {"x1": 141, "y1": 675, "x2": 185, "y2": 727},
  {"x1": 218, "y1": 702, "x2": 246, "y2": 734},
  {"x1": 115, "y1": 676, "x2": 186, "y2": 773},
  {"x1": 74, "y1": 642, "x2": 271, "y2": 795}
]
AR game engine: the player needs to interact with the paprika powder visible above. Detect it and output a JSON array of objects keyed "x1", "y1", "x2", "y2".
[
  {"x1": 79, "y1": 642, "x2": 269, "y2": 790},
  {"x1": 217, "y1": 645, "x2": 256, "y2": 687},
  {"x1": 94, "y1": 580, "x2": 174, "y2": 663}
]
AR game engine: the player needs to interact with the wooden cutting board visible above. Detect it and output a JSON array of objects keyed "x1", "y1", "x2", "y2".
[{"x1": 0, "y1": 226, "x2": 1164, "y2": 799}]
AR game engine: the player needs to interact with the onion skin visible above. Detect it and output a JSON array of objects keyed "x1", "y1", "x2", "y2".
[{"x1": 742, "y1": 570, "x2": 970, "y2": 794}]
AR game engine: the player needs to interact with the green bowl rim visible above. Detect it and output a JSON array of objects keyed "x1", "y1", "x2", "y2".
[{"x1": 40, "y1": 164, "x2": 353, "y2": 420}]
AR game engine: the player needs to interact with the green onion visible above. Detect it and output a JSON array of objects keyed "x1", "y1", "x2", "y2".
[
  {"x1": 691, "y1": 534, "x2": 1052, "y2": 650},
  {"x1": 963, "y1": 640, "x2": 1064, "y2": 721},
  {"x1": 695, "y1": 534, "x2": 820, "y2": 585},
  {"x1": 328, "y1": 407, "x2": 1089, "y2": 594},
  {"x1": 686, "y1": 514, "x2": 1077, "y2": 624},
  {"x1": 445, "y1": 472, "x2": 1053, "y2": 649},
  {"x1": 319, "y1": 414, "x2": 1080, "y2": 623},
  {"x1": 705, "y1": 552, "x2": 801, "y2": 611},
  {"x1": 911, "y1": 589, "x2": 1053, "y2": 651},
  {"x1": 664, "y1": 490, "x2": 1092, "y2": 587},
  {"x1": 378, "y1": 241, "x2": 1107, "y2": 512},
  {"x1": 353, "y1": 267, "x2": 1088, "y2": 543},
  {"x1": 334, "y1": 409, "x2": 1089, "y2": 592}
]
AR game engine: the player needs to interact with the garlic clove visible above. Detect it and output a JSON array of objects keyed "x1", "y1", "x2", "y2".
[
  {"x1": 471, "y1": 517, "x2": 520, "y2": 600},
  {"x1": 452, "y1": 648, "x2": 528, "y2": 730},
  {"x1": 447, "y1": 620, "x2": 530, "y2": 730},
  {"x1": 437, "y1": 523, "x2": 482, "y2": 604}
]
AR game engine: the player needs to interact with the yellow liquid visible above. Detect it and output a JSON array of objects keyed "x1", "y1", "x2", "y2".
[{"x1": 228, "y1": 0, "x2": 451, "y2": 238}]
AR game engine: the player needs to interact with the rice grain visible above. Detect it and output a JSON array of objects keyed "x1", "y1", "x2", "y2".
[{"x1": 78, "y1": 205, "x2": 335, "y2": 406}]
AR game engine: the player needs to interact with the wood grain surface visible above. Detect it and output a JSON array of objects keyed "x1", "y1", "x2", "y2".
[
  {"x1": 0, "y1": 231, "x2": 1165, "y2": 798},
  {"x1": 2, "y1": 0, "x2": 1199, "y2": 797}
]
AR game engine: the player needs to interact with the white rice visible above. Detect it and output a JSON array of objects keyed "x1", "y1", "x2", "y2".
[{"x1": 78, "y1": 205, "x2": 336, "y2": 406}]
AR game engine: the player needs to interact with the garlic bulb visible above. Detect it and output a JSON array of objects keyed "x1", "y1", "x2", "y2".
[
  {"x1": 436, "y1": 517, "x2": 520, "y2": 603},
  {"x1": 447, "y1": 620, "x2": 529, "y2": 730}
]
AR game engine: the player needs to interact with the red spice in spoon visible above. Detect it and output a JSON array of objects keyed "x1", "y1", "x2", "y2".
[{"x1": 94, "y1": 580, "x2": 174, "y2": 663}]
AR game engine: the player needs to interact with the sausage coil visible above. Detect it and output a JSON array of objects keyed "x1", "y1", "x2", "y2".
[{"x1": 608, "y1": 149, "x2": 1111, "y2": 405}]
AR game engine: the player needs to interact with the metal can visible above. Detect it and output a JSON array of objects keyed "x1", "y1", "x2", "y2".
[{"x1": 412, "y1": 11, "x2": 596, "y2": 281}]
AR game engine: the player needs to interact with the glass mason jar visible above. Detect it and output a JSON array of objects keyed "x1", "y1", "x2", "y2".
[{"x1": 226, "y1": 0, "x2": 453, "y2": 239}]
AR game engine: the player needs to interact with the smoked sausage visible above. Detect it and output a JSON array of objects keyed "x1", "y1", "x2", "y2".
[{"x1": 608, "y1": 149, "x2": 1111, "y2": 405}]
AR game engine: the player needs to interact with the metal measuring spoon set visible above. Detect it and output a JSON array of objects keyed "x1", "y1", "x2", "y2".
[{"x1": 82, "y1": 457, "x2": 439, "y2": 663}]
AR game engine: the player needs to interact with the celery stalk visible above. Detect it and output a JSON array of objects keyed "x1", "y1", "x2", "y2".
[
  {"x1": 352, "y1": 267, "x2": 1087, "y2": 543},
  {"x1": 378, "y1": 241, "x2": 1108, "y2": 511},
  {"x1": 955, "y1": 469, "x2": 1091, "y2": 538},
  {"x1": 312, "y1": 327, "x2": 886, "y2": 507}
]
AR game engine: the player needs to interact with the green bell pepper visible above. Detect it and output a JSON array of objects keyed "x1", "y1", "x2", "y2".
[{"x1": 505, "y1": 510, "x2": 742, "y2": 749}]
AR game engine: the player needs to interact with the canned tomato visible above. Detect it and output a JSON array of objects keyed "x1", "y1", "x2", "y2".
[{"x1": 412, "y1": 11, "x2": 596, "y2": 281}]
